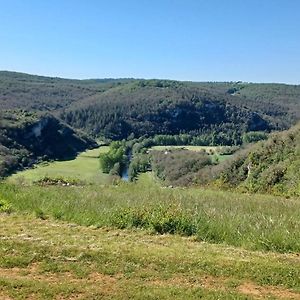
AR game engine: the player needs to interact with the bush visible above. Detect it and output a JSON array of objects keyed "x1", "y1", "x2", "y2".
[
  {"x1": 109, "y1": 205, "x2": 197, "y2": 236},
  {"x1": 35, "y1": 208, "x2": 47, "y2": 220}
]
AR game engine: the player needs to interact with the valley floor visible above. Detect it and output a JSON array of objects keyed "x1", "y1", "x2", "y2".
[
  {"x1": 0, "y1": 213, "x2": 299, "y2": 300},
  {"x1": 7, "y1": 146, "x2": 110, "y2": 185}
]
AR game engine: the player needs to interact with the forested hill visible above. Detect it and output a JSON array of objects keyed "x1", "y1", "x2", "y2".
[
  {"x1": 60, "y1": 80, "x2": 298, "y2": 141},
  {"x1": 1, "y1": 71, "x2": 300, "y2": 141},
  {"x1": 0, "y1": 71, "x2": 133, "y2": 111}
]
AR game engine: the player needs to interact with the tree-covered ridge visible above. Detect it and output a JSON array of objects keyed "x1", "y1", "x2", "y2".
[
  {"x1": 0, "y1": 110, "x2": 96, "y2": 177},
  {"x1": 1, "y1": 71, "x2": 300, "y2": 141},
  {"x1": 0, "y1": 71, "x2": 134, "y2": 111},
  {"x1": 60, "y1": 81, "x2": 275, "y2": 140}
]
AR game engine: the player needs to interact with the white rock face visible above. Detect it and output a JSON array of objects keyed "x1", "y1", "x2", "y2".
[{"x1": 31, "y1": 118, "x2": 49, "y2": 138}]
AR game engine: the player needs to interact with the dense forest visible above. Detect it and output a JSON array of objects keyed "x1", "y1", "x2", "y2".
[{"x1": 61, "y1": 81, "x2": 274, "y2": 141}]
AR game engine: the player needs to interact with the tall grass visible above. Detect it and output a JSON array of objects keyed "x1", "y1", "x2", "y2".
[{"x1": 1, "y1": 176, "x2": 299, "y2": 253}]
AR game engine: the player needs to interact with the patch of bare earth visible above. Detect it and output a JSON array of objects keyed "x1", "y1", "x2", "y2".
[
  {"x1": 0, "y1": 291, "x2": 13, "y2": 300},
  {"x1": 238, "y1": 282, "x2": 300, "y2": 300},
  {"x1": 0, "y1": 264, "x2": 119, "y2": 298},
  {"x1": 148, "y1": 275, "x2": 300, "y2": 299}
]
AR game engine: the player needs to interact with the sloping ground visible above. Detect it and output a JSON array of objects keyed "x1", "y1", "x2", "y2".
[
  {"x1": 217, "y1": 123, "x2": 300, "y2": 196},
  {"x1": 0, "y1": 111, "x2": 97, "y2": 177},
  {"x1": 60, "y1": 81, "x2": 274, "y2": 140},
  {"x1": 1, "y1": 177, "x2": 300, "y2": 253},
  {"x1": 0, "y1": 213, "x2": 299, "y2": 300},
  {"x1": 0, "y1": 71, "x2": 132, "y2": 111}
]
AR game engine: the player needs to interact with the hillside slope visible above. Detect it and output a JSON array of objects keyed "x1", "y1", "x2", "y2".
[
  {"x1": 0, "y1": 71, "x2": 133, "y2": 111},
  {"x1": 1, "y1": 72, "x2": 300, "y2": 141},
  {"x1": 61, "y1": 80, "x2": 274, "y2": 141},
  {"x1": 0, "y1": 110, "x2": 97, "y2": 177},
  {"x1": 217, "y1": 123, "x2": 300, "y2": 196}
]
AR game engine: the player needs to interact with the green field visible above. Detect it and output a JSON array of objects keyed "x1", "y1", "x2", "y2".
[
  {"x1": 151, "y1": 145, "x2": 233, "y2": 163},
  {"x1": 8, "y1": 146, "x2": 109, "y2": 184},
  {"x1": 151, "y1": 145, "x2": 219, "y2": 152}
]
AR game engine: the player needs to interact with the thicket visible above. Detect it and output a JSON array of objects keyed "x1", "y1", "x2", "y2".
[
  {"x1": 151, "y1": 149, "x2": 212, "y2": 186},
  {"x1": 242, "y1": 131, "x2": 268, "y2": 144},
  {"x1": 128, "y1": 153, "x2": 151, "y2": 181}
]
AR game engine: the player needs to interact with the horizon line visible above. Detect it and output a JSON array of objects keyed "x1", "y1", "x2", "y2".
[{"x1": 1, "y1": 69, "x2": 299, "y2": 86}]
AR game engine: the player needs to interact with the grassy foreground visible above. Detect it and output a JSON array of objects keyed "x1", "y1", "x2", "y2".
[
  {"x1": 1, "y1": 174, "x2": 300, "y2": 253},
  {"x1": 0, "y1": 213, "x2": 299, "y2": 300},
  {"x1": 8, "y1": 146, "x2": 109, "y2": 184}
]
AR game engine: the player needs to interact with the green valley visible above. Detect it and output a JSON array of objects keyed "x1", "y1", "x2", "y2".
[{"x1": 1, "y1": 71, "x2": 300, "y2": 300}]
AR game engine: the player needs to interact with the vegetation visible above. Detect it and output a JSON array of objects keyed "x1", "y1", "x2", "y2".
[
  {"x1": 0, "y1": 71, "x2": 133, "y2": 111},
  {"x1": 99, "y1": 142, "x2": 128, "y2": 175},
  {"x1": 1, "y1": 175, "x2": 300, "y2": 253},
  {"x1": 8, "y1": 146, "x2": 109, "y2": 185},
  {"x1": 216, "y1": 123, "x2": 300, "y2": 196},
  {"x1": 0, "y1": 213, "x2": 299, "y2": 299},
  {"x1": 0, "y1": 110, "x2": 96, "y2": 177},
  {"x1": 1, "y1": 72, "x2": 300, "y2": 299},
  {"x1": 151, "y1": 149, "x2": 212, "y2": 186},
  {"x1": 2, "y1": 71, "x2": 300, "y2": 144},
  {"x1": 242, "y1": 131, "x2": 268, "y2": 144},
  {"x1": 128, "y1": 153, "x2": 151, "y2": 181},
  {"x1": 61, "y1": 81, "x2": 274, "y2": 141},
  {"x1": 1, "y1": 72, "x2": 300, "y2": 179}
]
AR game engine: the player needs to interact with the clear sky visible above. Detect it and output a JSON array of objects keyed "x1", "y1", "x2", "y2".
[{"x1": 1, "y1": 0, "x2": 299, "y2": 83}]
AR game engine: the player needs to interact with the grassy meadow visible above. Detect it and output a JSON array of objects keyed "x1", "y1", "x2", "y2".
[
  {"x1": 1, "y1": 173, "x2": 300, "y2": 253},
  {"x1": 151, "y1": 145, "x2": 233, "y2": 163},
  {"x1": 8, "y1": 146, "x2": 109, "y2": 185}
]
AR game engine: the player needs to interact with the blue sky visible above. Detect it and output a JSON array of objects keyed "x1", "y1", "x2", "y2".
[{"x1": 0, "y1": 0, "x2": 299, "y2": 83}]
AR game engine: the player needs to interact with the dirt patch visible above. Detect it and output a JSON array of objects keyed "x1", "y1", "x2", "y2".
[
  {"x1": 0, "y1": 291, "x2": 14, "y2": 300},
  {"x1": 0, "y1": 265, "x2": 119, "y2": 297},
  {"x1": 238, "y1": 282, "x2": 300, "y2": 299},
  {"x1": 148, "y1": 274, "x2": 226, "y2": 290},
  {"x1": 148, "y1": 275, "x2": 300, "y2": 299}
]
